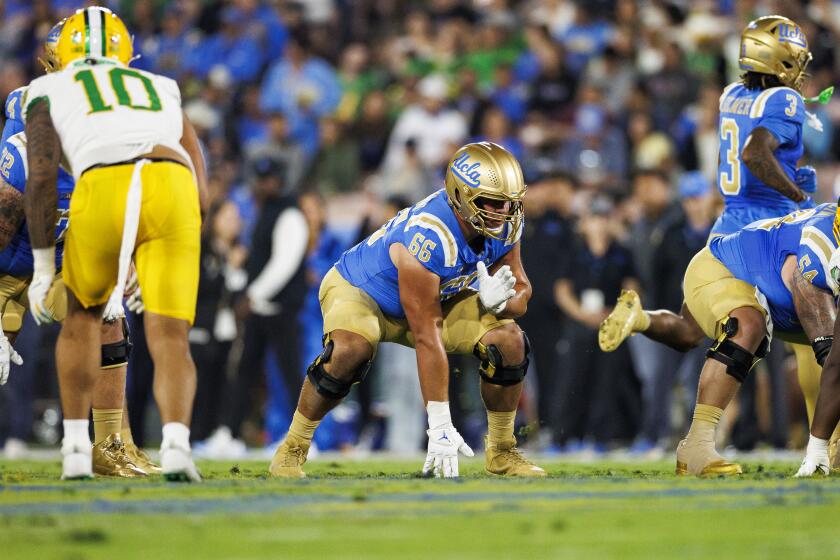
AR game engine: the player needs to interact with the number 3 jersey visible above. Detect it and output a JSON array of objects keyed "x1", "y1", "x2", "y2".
[
  {"x1": 23, "y1": 59, "x2": 190, "y2": 179},
  {"x1": 336, "y1": 189, "x2": 521, "y2": 318},
  {"x1": 0, "y1": 128, "x2": 73, "y2": 275},
  {"x1": 717, "y1": 82, "x2": 805, "y2": 212},
  {"x1": 708, "y1": 204, "x2": 838, "y2": 333}
]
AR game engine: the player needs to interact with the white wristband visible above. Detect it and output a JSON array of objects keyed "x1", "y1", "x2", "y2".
[
  {"x1": 32, "y1": 247, "x2": 56, "y2": 276},
  {"x1": 427, "y1": 401, "x2": 451, "y2": 430}
]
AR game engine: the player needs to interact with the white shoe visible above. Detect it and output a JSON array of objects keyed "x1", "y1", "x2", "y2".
[
  {"x1": 160, "y1": 442, "x2": 201, "y2": 482},
  {"x1": 194, "y1": 426, "x2": 247, "y2": 460},
  {"x1": 61, "y1": 443, "x2": 93, "y2": 480},
  {"x1": 3, "y1": 438, "x2": 27, "y2": 459}
]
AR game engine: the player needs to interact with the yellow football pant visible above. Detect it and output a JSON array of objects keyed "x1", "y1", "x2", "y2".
[{"x1": 63, "y1": 161, "x2": 200, "y2": 324}]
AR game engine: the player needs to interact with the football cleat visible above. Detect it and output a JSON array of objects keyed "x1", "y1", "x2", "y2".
[
  {"x1": 61, "y1": 442, "x2": 93, "y2": 480},
  {"x1": 269, "y1": 434, "x2": 310, "y2": 478},
  {"x1": 599, "y1": 289, "x2": 647, "y2": 352},
  {"x1": 124, "y1": 440, "x2": 162, "y2": 475},
  {"x1": 484, "y1": 436, "x2": 546, "y2": 477},
  {"x1": 828, "y1": 438, "x2": 840, "y2": 471},
  {"x1": 675, "y1": 438, "x2": 742, "y2": 477},
  {"x1": 92, "y1": 434, "x2": 147, "y2": 478},
  {"x1": 160, "y1": 441, "x2": 201, "y2": 482}
]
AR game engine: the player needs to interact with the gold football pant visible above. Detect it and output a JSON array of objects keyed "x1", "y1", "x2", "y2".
[
  {"x1": 0, "y1": 273, "x2": 66, "y2": 333},
  {"x1": 63, "y1": 161, "x2": 200, "y2": 323},
  {"x1": 319, "y1": 267, "x2": 512, "y2": 354}
]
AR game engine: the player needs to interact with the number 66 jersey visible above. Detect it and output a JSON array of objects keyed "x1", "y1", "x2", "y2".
[
  {"x1": 337, "y1": 189, "x2": 521, "y2": 318},
  {"x1": 23, "y1": 59, "x2": 191, "y2": 179},
  {"x1": 713, "y1": 82, "x2": 806, "y2": 236}
]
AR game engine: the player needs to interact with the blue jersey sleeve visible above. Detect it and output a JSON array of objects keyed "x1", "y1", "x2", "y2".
[
  {"x1": 797, "y1": 224, "x2": 835, "y2": 293},
  {"x1": 1, "y1": 88, "x2": 25, "y2": 146},
  {"x1": 756, "y1": 87, "x2": 805, "y2": 147},
  {"x1": 0, "y1": 139, "x2": 25, "y2": 192},
  {"x1": 399, "y1": 214, "x2": 459, "y2": 277}
]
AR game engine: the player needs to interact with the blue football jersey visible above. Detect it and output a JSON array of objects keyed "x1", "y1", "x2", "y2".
[
  {"x1": 716, "y1": 82, "x2": 805, "y2": 211},
  {"x1": 708, "y1": 204, "x2": 837, "y2": 333},
  {"x1": 0, "y1": 132, "x2": 72, "y2": 276},
  {"x1": 1, "y1": 87, "x2": 25, "y2": 147},
  {"x1": 336, "y1": 189, "x2": 521, "y2": 318}
]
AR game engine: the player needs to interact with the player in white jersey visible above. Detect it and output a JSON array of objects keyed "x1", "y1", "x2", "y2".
[{"x1": 22, "y1": 7, "x2": 207, "y2": 481}]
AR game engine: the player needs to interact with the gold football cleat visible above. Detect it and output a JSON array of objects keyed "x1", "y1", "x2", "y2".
[
  {"x1": 484, "y1": 436, "x2": 546, "y2": 477},
  {"x1": 599, "y1": 289, "x2": 645, "y2": 352},
  {"x1": 675, "y1": 438, "x2": 742, "y2": 477},
  {"x1": 92, "y1": 434, "x2": 147, "y2": 478},
  {"x1": 124, "y1": 441, "x2": 162, "y2": 475},
  {"x1": 269, "y1": 434, "x2": 309, "y2": 478},
  {"x1": 829, "y1": 438, "x2": 840, "y2": 471}
]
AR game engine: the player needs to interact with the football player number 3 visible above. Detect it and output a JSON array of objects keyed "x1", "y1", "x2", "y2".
[
  {"x1": 75, "y1": 68, "x2": 162, "y2": 114},
  {"x1": 719, "y1": 117, "x2": 741, "y2": 195},
  {"x1": 408, "y1": 232, "x2": 436, "y2": 263}
]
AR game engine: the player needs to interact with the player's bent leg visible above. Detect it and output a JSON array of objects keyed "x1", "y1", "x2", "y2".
[
  {"x1": 90, "y1": 319, "x2": 146, "y2": 478},
  {"x1": 271, "y1": 330, "x2": 374, "y2": 478},
  {"x1": 57, "y1": 293, "x2": 104, "y2": 480},
  {"x1": 676, "y1": 306, "x2": 768, "y2": 477},
  {"x1": 599, "y1": 292, "x2": 705, "y2": 353},
  {"x1": 475, "y1": 323, "x2": 545, "y2": 478},
  {"x1": 143, "y1": 311, "x2": 200, "y2": 482}
]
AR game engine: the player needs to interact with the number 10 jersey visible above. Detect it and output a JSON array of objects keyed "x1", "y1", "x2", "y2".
[{"x1": 23, "y1": 58, "x2": 191, "y2": 179}]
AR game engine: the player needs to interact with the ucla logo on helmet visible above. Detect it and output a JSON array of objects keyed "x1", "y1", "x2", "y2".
[
  {"x1": 778, "y1": 23, "x2": 806, "y2": 47},
  {"x1": 450, "y1": 153, "x2": 481, "y2": 188}
]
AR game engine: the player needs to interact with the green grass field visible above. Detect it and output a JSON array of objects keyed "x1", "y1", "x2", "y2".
[{"x1": 2, "y1": 457, "x2": 839, "y2": 559}]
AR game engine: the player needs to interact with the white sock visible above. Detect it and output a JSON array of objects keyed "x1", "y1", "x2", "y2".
[
  {"x1": 62, "y1": 419, "x2": 91, "y2": 453},
  {"x1": 161, "y1": 422, "x2": 191, "y2": 451}
]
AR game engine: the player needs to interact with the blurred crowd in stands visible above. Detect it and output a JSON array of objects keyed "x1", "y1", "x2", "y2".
[{"x1": 1, "y1": 0, "x2": 840, "y2": 459}]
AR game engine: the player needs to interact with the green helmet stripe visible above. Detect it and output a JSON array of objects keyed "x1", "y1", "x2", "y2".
[{"x1": 83, "y1": 8, "x2": 90, "y2": 57}]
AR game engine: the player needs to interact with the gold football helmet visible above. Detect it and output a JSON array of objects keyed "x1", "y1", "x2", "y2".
[
  {"x1": 739, "y1": 15, "x2": 812, "y2": 92},
  {"x1": 53, "y1": 6, "x2": 133, "y2": 70},
  {"x1": 39, "y1": 19, "x2": 66, "y2": 73},
  {"x1": 444, "y1": 142, "x2": 526, "y2": 243}
]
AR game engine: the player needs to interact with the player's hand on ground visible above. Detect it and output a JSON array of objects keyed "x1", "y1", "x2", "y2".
[
  {"x1": 795, "y1": 166, "x2": 817, "y2": 193},
  {"x1": 794, "y1": 435, "x2": 830, "y2": 478},
  {"x1": 795, "y1": 454, "x2": 829, "y2": 478},
  {"x1": 423, "y1": 424, "x2": 474, "y2": 478},
  {"x1": 476, "y1": 261, "x2": 516, "y2": 315},
  {"x1": 0, "y1": 332, "x2": 22, "y2": 385}
]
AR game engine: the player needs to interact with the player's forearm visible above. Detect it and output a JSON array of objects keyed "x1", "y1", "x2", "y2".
[
  {"x1": 498, "y1": 281, "x2": 531, "y2": 319},
  {"x1": 810, "y1": 314, "x2": 840, "y2": 439},
  {"x1": 22, "y1": 99, "x2": 59, "y2": 249},
  {"x1": 0, "y1": 183, "x2": 24, "y2": 252},
  {"x1": 791, "y1": 267, "x2": 836, "y2": 342},
  {"x1": 414, "y1": 332, "x2": 450, "y2": 404},
  {"x1": 742, "y1": 129, "x2": 805, "y2": 203},
  {"x1": 181, "y1": 111, "x2": 209, "y2": 214}
]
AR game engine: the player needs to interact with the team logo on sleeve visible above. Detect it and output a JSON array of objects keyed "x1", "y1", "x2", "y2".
[{"x1": 450, "y1": 153, "x2": 481, "y2": 188}]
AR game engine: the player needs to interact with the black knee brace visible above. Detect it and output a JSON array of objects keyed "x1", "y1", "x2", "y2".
[
  {"x1": 101, "y1": 318, "x2": 132, "y2": 369},
  {"x1": 306, "y1": 334, "x2": 371, "y2": 399},
  {"x1": 705, "y1": 317, "x2": 768, "y2": 383},
  {"x1": 474, "y1": 331, "x2": 531, "y2": 386}
]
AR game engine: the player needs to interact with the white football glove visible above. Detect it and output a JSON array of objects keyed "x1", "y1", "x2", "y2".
[
  {"x1": 28, "y1": 248, "x2": 56, "y2": 325},
  {"x1": 795, "y1": 435, "x2": 830, "y2": 478},
  {"x1": 422, "y1": 401, "x2": 474, "y2": 478},
  {"x1": 126, "y1": 288, "x2": 144, "y2": 314},
  {"x1": 0, "y1": 330, "x2": 23, "y2": 385},
  {"x1": 102, "y1": 291, "x2": 126, "y2": 323},
  {"x1": 476, "y1": 261, "x2": 516, "y2": 315}
]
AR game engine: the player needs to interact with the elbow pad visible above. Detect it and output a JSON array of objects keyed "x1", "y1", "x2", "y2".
[{"x1": 812, "y1": 336, "x2": 834, "y2": 367}]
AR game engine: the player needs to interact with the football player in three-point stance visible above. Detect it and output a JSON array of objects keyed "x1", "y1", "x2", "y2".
[
  {"x1": 22, "y1": 6, "x2": 207, "y2": 481},
  {"x1": 598, "y1": 16, "x2": 835, "y2": 476},
  {"x1": 271, "y1": 141, "x2": 545, "y2": 478},
  {"x1": 0, "y1": 23, "x2": 152, "y2": 477}
]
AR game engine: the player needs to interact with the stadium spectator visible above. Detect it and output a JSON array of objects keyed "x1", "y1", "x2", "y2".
[
  {"x1": 259, "y1": 29, "x2": 342, "y2": 159},
  {"x1": 554, "y1": 196, "x2": 640, "y2": 450},
  {"x1": 201, "y1": 157, "x2": 309, "y2": 456}
]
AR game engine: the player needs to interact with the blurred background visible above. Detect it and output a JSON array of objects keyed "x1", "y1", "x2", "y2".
[{"x1": 1, "y1": 0, "x2": 840, "y2": 460}]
